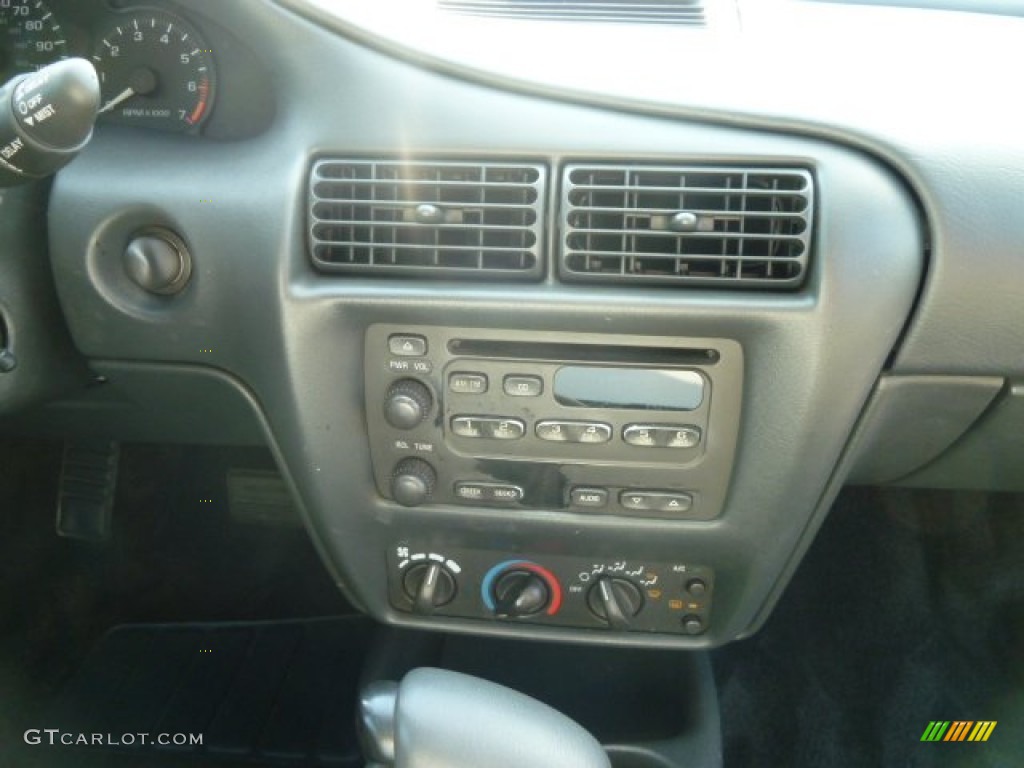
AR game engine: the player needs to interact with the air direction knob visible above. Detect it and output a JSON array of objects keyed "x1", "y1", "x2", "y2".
[{"x1": 586, "y1": 576, "x2": 644, "y2": 630}]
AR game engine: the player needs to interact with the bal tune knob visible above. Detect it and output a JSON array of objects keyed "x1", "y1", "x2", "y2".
[
  {"x1": 390, "y1": 458, "x2": 436, "y2": 507},
  {"x1": 492, "y1": 569, "x2": 550, "y2": 617},
  {"x1": 586, "y1": 576, "x2": 644, "y2": 630},
  {"x1": 384, "y1": 379, "x2": 434, "y2": 430},
  {"x1": 402, "y1": 562, "x2": 456, "y2": 615}
]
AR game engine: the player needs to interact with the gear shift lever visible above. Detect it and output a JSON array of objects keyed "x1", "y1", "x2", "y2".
[{"x1": 359, "y1": 668, "x2": 611, "y2": 768}]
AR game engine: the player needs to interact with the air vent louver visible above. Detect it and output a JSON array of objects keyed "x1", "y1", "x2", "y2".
[
  {"x1": 309, "y1": 160, "x2": 546, "y2": 279},
  {"x1": 560, "y1": 165, "x2": 813, "y2": 288},
  {"x1": 439, "y1": 0, "x2": 705, "y2": 24}
]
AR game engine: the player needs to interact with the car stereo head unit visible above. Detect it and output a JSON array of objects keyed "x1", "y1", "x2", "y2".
[{"x1": 364, "y1": 325, "x2": 743, "y2": 521}]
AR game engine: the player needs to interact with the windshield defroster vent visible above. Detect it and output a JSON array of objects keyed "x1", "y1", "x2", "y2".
[
  {"x1": 309, "y1": 160, "x2": 546, "y2": 280},
  {"x1": 438, "y1": 1, "x2": 706, "y2": 25},
  {"x1": 561, "y1": 165, "x2": 814, "y2": 288}
]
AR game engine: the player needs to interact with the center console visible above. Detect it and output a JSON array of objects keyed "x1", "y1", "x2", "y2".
[{"x1": 364, "y1": 326, "x2": 740, "y2": 635}]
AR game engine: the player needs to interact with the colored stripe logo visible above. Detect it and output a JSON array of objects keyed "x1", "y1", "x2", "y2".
[{"x1": 921, "y1": 721, "x2": 997, "y2": 742}]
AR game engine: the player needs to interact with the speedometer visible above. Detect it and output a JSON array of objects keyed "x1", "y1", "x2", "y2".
[
  {"x1": 93, "y1": 10, "x2": 216, "y2": 133},
  {"x1": 0, "y1": 0, "x2": 68, "y2": 79}
]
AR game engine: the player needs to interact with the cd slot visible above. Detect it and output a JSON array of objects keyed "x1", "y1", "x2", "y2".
[{"x1": 447, "y1": 339, "x2": 719, "y2": 367}]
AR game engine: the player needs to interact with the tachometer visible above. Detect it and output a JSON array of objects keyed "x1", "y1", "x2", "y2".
[
  {"x1": 0, "y1": 0, "x2": 68, "y2": 79},
  {"x1": 93, "y1": 10, "x2": 215, "y2": 133}
]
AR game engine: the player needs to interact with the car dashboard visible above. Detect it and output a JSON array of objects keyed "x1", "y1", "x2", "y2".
[{"x1": 1, "y1": 0, "x2": 1022, "y2": 655}]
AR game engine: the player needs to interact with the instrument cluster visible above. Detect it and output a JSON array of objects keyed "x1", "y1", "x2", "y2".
[{"x1": 1, "y1": 0, "x2": 217, "y2": 133}]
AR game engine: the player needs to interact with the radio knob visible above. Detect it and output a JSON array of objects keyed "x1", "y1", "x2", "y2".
[
  {"x1": 492, "y1": 570, "x2": 550, "y2": 617},
  {"x1": 384, "y1": 379, "x2": 434, "y2": 430},
  {"x1": 402, "y1": 562, "x2": 457, "y2": 615},
  {"x1": 390, "y1": 458, "x2": 437, "y2": 507},
  {"x1": 586, "y1": 576, "x2": 644, "y2": 630}
]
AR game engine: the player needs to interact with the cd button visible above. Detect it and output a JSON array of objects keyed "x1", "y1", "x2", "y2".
[{"x1": 503, "y1": 375, "x2": 543, "y2": 397}]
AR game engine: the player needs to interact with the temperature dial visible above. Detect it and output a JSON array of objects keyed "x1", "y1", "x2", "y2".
[
  {"x1": 402, "y1": 562, "x2": 456, "y2": 615},
  {"x1": 492, "y1": 570, "x2": 550, "y2": 617},
  {"x1": 482, "y1": 560, "x2": 562, "y2": 618},
  {"x1": 586, "y1": 576, "x2": 644, "y2": 629}
]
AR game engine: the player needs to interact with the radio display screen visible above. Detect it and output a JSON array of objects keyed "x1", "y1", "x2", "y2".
[{"x1": 553, "y1": 367, "x2": 705, "y2": 411}]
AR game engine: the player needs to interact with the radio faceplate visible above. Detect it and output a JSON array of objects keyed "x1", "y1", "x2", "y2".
[{"x1": 365, "y1": 326, "x2": 743, "y2": 520}]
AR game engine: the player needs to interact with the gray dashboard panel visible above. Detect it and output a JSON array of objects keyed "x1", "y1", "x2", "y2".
[
  {"x1": 43, "y1": 0, "x2": 924, "y2": 645},
  {"x1": 280, "y1": 0, "x2": 1024, "y2": 377}
]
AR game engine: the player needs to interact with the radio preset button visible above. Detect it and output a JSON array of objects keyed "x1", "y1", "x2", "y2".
[
  {"x1": 486, "y1": 419, "x2": 525, "y2": 440},
  {"x1": 388, "y1": 334, "x2": 428, "y2": 357},
  {"x1": 451, "y1": 416, "x2": 525, "y2": 441},
  {"x1": 536, "y1": 420, "x2": 612, "y2": 444},
  {"x1": 451, "y1": 417, "x2": 484, "y2": 438},
  {"x1": 624, "y1": 424, "x2": 702, "y2": 449},
  {"x1": 449, "y1": 372, "x2": 488, "y2": 394},
  {"x1": 570, "y1": 487, "x2": 609, "y2": 508},
  {"x1": 503, "y1": 375, "x2": 543, "y2": 397},
  {"x1": 666, "y1": 427, "x2": 702, "y2": 449},
  {"x1": 536, "y1": 421, "x2": 570, "y2": 442},
  {"x1": 571, "y1": 422, "x2": 612, "y2": 444}
]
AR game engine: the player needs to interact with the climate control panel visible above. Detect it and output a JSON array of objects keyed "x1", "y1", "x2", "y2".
[{"x1": 388, "y1": 543, "x2": 714, "y2": 636}]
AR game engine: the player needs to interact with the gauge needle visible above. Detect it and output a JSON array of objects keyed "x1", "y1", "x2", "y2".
[{"x1": 98, "y1": 88, "x2": 136, "y2": 114}]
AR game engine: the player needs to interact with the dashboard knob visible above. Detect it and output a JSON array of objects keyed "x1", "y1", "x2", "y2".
[
  {"x1": 384, "y1": 379, "x2": 434, "y2": 430},
  {"x1": 492, "y1": 569, "x2": 550, "y2": 617},
  {"x1": 402, "y1": 562, "x2": 456, "y2": 615},
  {"x1": 390, "y1": 458, "x2": 436, "y2": 507},
  {"x1": 685, "y1": 578, "x2": 708, "y2": 598},
  {"x1": 681, "y1": 614, "x2": 706, "y2": 636},
  {"x1": 123, "y1": 229, "x2": 192, "y2": 295},
  {"x1": 586, "y1": 576, "x2": 644, "y2": 629}
]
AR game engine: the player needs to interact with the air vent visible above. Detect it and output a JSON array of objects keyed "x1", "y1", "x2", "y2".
[
  {"x1": 561, "y1": 165, "x2": 814, "y2": 288},
  {"x1": 309, "y1": 160, "x2": 546, "y2": 279},
  {"x1": 438, "y1": 0, "x2": 705, "y2": 24}
]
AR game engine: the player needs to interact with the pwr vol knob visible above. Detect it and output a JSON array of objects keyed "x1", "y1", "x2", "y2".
[
  {"x1": 384, "y1": 379, "x2": 433, "y2": 430},
  {"x1": 390, "y1": 458, "x2": 436, "y2": 507}
]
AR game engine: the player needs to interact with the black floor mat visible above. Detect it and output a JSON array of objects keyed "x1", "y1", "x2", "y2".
[
  {"x1": 714, "y1": 488, "x2": 1024, "y2": 768},
  {"x1": 45, "y1": 617, "x2": 374, "y2": 766}
]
